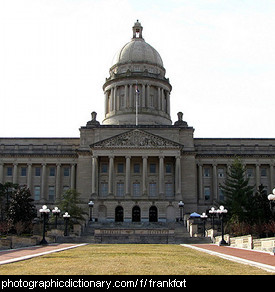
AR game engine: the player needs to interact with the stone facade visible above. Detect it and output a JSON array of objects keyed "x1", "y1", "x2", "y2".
[{"x1": 0, "y1": 21, "x2": 275, "y2": 224}]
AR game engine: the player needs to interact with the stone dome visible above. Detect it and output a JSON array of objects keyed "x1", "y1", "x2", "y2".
[{"x1": 112, "y1": 38, "x2": 163, "y2": 68}]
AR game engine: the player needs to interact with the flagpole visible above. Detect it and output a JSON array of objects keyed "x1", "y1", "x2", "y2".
[{"x1": 135, "y1": 81, "x2": 138, "y2": 126}]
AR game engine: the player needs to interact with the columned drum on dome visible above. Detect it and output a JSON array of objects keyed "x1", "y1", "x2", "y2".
[{"x1": 102, "y1": 20, "x2": 172, "y2": 126}]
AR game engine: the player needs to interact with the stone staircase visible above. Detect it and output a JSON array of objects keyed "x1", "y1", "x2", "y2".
[{"x1": 74, "y1": 221, "x2": 213, "y2": 244}]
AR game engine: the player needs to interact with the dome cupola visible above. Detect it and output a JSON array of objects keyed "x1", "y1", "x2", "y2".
[{"x1": 102, "y1": 21, "x2": 172, "y2": 126}]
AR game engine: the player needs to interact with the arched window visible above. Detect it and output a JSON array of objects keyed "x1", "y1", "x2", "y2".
[
  {"x1": 115, "y1": 206, "x2": 123, "y2": 222},
  {"x1": 149, "y1": 206, "x2": 158, "y2": 222},
  {"x1": 132, "y1": 205, "x2": 141, "y2": 222}
]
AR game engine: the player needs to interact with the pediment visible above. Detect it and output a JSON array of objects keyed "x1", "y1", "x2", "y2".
[{"x1": 91, "y1": 129, "x2": 182, "y2": 149}]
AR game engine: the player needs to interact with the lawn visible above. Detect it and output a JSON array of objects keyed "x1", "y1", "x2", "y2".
[{"x1": 0, "y1": 244, "x2": 272, "y2": 275}]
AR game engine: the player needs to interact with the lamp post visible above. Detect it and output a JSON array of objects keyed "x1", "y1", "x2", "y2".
[
  {"x1": 178, "y1": 201, "x2": 184, "y2": 222},
  {"x1": 209, "y1": 207, "x2": 217, "y2": 230},
  {"x1": 52, "y1": 206, "x2": 61, "y2": 229},
  {"x1": 200, "y1": 212, "x2": 208, "y2": 237},
  {"x1": 217, "y1": 205, "x2": 228, "y2": 245},
  {"x1": 39, "y1": 205, "x2": 50, "y2": 245},
  {"x1": 63, "y1": 212, "x2": 71, "y2": 236},
  {"x1": 88, "y1": 200, "x2": 94, "y2": 222},
  {"x1": 268, "y1": 188, "x2": 275, "y2": 216}
]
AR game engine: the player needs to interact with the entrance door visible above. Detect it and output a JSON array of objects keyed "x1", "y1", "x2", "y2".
[
  {"x1": 115, "y1": 206, "x2": 123, "y2": 222},
  {"x1": 149, "y1": 206, "x2": 158, "y2": 222},
  {"x1": 132, "y1": 206, "x2": 141, "y2": 222}
]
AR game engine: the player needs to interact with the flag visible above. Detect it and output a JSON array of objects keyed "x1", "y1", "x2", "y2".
[{"x1": 135, "y1": 85, "x2": 140, "y2": 93}]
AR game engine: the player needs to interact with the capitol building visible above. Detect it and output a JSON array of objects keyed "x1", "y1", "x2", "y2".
[{"x1": 0, "y1": 21, "x2": 274, "y2": 225}]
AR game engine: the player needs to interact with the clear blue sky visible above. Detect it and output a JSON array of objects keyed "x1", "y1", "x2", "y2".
[{"x1": 0, "y1": 0, "x2": 274, "y2": 138}]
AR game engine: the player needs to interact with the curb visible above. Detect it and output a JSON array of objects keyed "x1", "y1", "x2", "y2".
[{"x1": 181, "y1": 244, "x2": 275, "y2": 273}]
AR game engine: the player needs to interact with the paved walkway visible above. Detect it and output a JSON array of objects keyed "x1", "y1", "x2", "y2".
[
  {"x1": 182, "y1": 243, "x2": 275, "y2": 273},
  {"x1": 0, "y1": 243, "x2": 87, "y2": 266}
]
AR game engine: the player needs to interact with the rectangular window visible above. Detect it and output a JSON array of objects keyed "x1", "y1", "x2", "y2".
[
  {"x1": 150, "y1": 163, "x2": 156, "y2": 173},
  {"x1": 204, "y1": 187, "x2": 211, "y2": 200},
  {"x1": 100, "y1": 182, "x2": 108, "y2": 197},
  {"x1": 133, "y1": 163, "x2": 140, "y2": 173},
  {"x1": 49, "y1": 167, "x2": 55, "y2": 177},
  {"x1": 34, "y1": 186, "x2": 40, "y2": 201},
  {"x1": 7, "y1": 167, "x2": 12, "y2": 177},
  {"x1": 247, "y1": 168, "x2": 254, "y2": 178},
  {"x1": 218, "y1": 168, "x2": 224, "y2": 178},
  {"x1": 116, "y1": 183, "x2": 124, "y2": 196},
  {"x1": 165, "y1": 163, "x2": 172, "y2": 173},
  {"x1": 261, "y1": 168, "x2": 267, "y2": 177},
  {"x1": 165, "y1": 183, "x2": 173, "y2": 197},
  {"x1": 35, "y1": 167, "x2": 41, "y2": 176},
  {"x1": 48, "y1": 186, "x2": 55, "y2": 201},
  {"x1": 203, "y1": 167, "x2": 210, "y2": 177},
  {"x1": 149, "y1": 183, "x2": 157, "y2": 197},
  {"x1": 21, "y1": 167, "x2": 27, "y2": 177},
  {"x1": 133, "y1": 183, "x2": 140, "y2": 197},
  {"x1": 64, "y1": 167, "x2": 70, "y2": 176},
  {"x1": 101, "y1": 163, "x2": 108, "y2": 173},
  {"x1": 117, "y1": 163, "x2": 124, "y2": 173}
]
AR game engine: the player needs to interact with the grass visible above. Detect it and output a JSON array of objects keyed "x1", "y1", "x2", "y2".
[{"x1": 0, "y1": 244, "x2": 273, "y2": 275}]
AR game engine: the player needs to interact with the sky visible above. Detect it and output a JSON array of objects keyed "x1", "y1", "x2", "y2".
[{"x1": 0, "y1": 0, "x2": 275, "y2": 138}]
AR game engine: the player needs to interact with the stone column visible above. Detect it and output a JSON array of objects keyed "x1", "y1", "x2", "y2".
[
  {"x1": 110, "y1": 87, "x2": 114, "y2": 111},
  {"x1": 256, "y1": 164, "x2": 260, "y2": 188},
  {"x1": 41, "y1": 163, "x2": 47, "y2": 201},
  {"x1": 71, "y1": 164, "x2": 76, "y2": 190},
  {"x1": 129, "y1": 84, "x2": 133, "y2": 108},
  {"x1": 212, "y1": 164, "x2": 218, "y2": 200},
  {"x1": 158, "y1": 87, "x2": 161, "y2": 110},
  {"x1": 159, "y1": 156, "x2": 164, "y2": 197},
  {"x1": 56, "y1": 164, "x2": 61, "y2": 201},
  {"x1": 142, "y1": 84, "x2": 146, "y2": 107},
  {"x1": 0, "y1": 163, "x2": 3, "y2": 184},
  {"x1": 125, "y1": 156, "x2": 131, "y2": 196},
  {"x1": 108, "y1": 156, "x2": 114, "y2": 195},
  {"x1": 27, "y1": 163, "x2": 32, "y2": 189},
  {"x1": 124, "y1": 85, "x2": 128, "y2": 108},
  {"x1": 175, "y1": 156, "x2": 181, "y2": 196},
  {"x1": 142, "y1": 156, "x2": 148, "y2": 195},
  {"x1": 198, "y1": 164, "x2": 203, "y2": 200},
  {"x1": 270, "y1": 163, "x2": 275, "y2": 191},
  {"x1": 91, "y1": 157, "x2": 98, "y2": 195},
  {"x1": 12, "y1": 163, "x2": 18, "y2": 184}
]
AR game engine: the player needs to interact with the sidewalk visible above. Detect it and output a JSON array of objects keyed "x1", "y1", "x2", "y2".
[
  {"x1": 0, "y1": 243, "x2": 87, "y2": 266},
  {"x1": 182, "y1": 243, "x2": 275, "y2": 273}
]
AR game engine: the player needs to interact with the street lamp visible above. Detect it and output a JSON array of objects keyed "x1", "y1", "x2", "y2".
[
  {"x1": 178, "y1": 201, "x2": 184, "y2": 222},
  {"x1": 88, "y1": 200, "x2": 94, "y2": 222},
  {"x1": 63, "y1": 212, "x2": 71, "y2": 236},
  {"x1": 52, "y1": 206, "x2": 61, "y2": 229},
  {"x1": 209, "y1": 207, "x2": 217, "y2": 230},
  {"x1": 268, "y1": 188, "x2": 275, "y2": 215},
  {"x1": 200, "y1": 212, "x2": 208, "y2": 237},
  {"x1": 217, "y1": 205, "x2": 228, "y2": 245},
  {"x1": 39, "y1": 205, "x2": 50, "y2": 245}
]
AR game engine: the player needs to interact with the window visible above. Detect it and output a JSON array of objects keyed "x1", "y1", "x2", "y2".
[
  {"x1": 133, "y1": 164, "x2": 140, "y2": 173},
  {"x1": 218, "y1": 188, "x2": 224, "y2": 202},
  {"x1": 117, "y1": 163, "x2": 124, "y2": 173},
  {"x1": 166, "y1": 163, "x2": 172, "y2": 174},
  {"x1": 261, "y1": 168, "x2": 267, "y2": 177},
  {"x1": 34, "y1": 186, "x2": 40, "y2": 201},
  {"x1": 247, "y1": 168, "x2": 254, "y2": 178},
  {"x1": 21, "y1": 167, "x2": 27, "y2": 177},
  {"x1": 165, "y1": 183, "x2": 173, "y2": 197},
  {"x1": 7, "y1": 167, "x2": 12, "y2": 176},
  {"x1": 204, "y1": 187, "x2": 210, "y2": 200},
  {"x1": 117, "y1": 183, "x2": 124, "y2": 196},
  {"x1": 49, "y1": 167, "x2": 55, "y2": 177},
  {"x1": 35, "y1": 167, "x2": 41, "y2": 176},
  {"x1": 133, "y1": 183, "x2": 140, "y2": 197},
  {"x1": 150, "y1": 163, "x2": 156, "y2": 173},
  {"x1": 64, "y1": 167, "x2": 70, "y2": 176},
  {"x1": 149, "y1": 183, "x2": 157, "y2": 197},
  {"x1": 218, "y1": 168, "x2": 224, "y2": 178},
  {"x1": 101, "y1": 163, "x2": 108, "y2": 173},
  {"x1": 48, "y1": 186, "x2": 55, "y2": 201},
  {"x1": 100, "y1": 182, "x2": 108, "y2": 197},
  {"x1": 203, "y1": 167, "x2": 210, "y2": 177}
]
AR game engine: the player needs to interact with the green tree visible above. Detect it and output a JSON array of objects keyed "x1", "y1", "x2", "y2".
[
  {"x1": 219, "y1": 157, "x2": 255, "y2": 223},
  {"x1": 58, "y1": 189, "x2": 87, "y2": 224},
  {"x1": 7, "y1": 185, "x2": 36, "y2": 234},
  {"x1": 0, "y1": 182, "x2": 19, "y2": 221}
]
